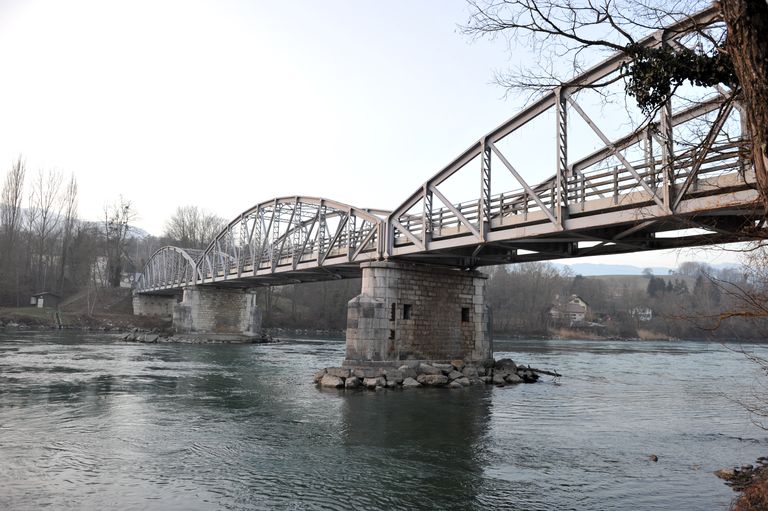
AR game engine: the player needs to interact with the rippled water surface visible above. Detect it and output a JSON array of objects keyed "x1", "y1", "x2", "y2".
[{"x1": 1, "y1": 332, "x2": 767, "y2": 510}]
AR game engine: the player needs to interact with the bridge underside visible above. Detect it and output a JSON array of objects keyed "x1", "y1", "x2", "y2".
[
  {"x1": 142, "y1": 264, "x2": 366, "y2": 295},
  {"x1": 394, "y1": 200, "x2": 761, "y2": 269}
]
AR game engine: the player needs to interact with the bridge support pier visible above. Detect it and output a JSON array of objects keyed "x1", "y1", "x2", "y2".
[
  {"x1": 344, "y1": 262, "x2": 493, "y2": 366},
  {"x1": 173, "y1": 287, "x2": 262, "y2": 339},
  {"x1": 132, "y1": 294, "x2": 177, "y2": 318}
]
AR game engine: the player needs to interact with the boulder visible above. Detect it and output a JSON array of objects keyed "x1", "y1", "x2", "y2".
[
  {"x1": 504, "y1": 373, "x2": 523, "y2": 384},
  {"x1": 462, "y1": 366, "x2": 479, "y2": 378},
  {"x1": 495, "y1": 358, "x2": 517, "y2": 372},
  {"x1": 433, "y1": 363, "x2": 454, "y2": 374},
  {"x1": 386, "y1": 379, "x2": 399, "y2": 388},
  {"x1": 416, "y1": 374, "x2": 449, "y2": 386},
  {"x1": 519, "y1": 370, "x2": 539, "y2": 383},
  {"x1": 397, "y1": 365, "x2": 418, "y2": 379},
  {"x1": 451, "y1": 359, "x2": 465, "y2": 371},
  {"x1": 447, "y1": 370, "x2": 464, "y2": 381},
  {"x1": 715, "y1": 468, "x2": 737, "y2": 480},
  {"x1": 454, "y1": 377, "x2": 471, "y2": 386},
  {"x1": 327, "y1": 367, "x2": 350, "y2": 379},
  {"x1": 384, "y1": 369, "x2": 405, "y2": 384},
  {"x1": 313, "y1": 369, "x2": 327, "y2": 384},
  {"x1": 492, "y1": 374, "x2": 506, "y2": 386},
  {"x1": 363, "y1": 376, "x2": 386, "y2": 389},
  {"x1": 345, "y1": 376, "x2": 361, "y2": 388},
  {"x1": 476, "y1": 366, "x2": 487, "y2": 376},
  {"x1": 320, "y1": 374, "x2": 344, "y2": 388},
  {"x1": 418, "y1": 363, "x2": 441, "y2": 375},
  {"x1": 449, "y1": 381, "x2": 463, "y2": 388},
  {"x1": 481, "y1": 376, "x2": 493, "y2": 384},
  {"x1": 353, "y1": 367, "x2": 379, "y2": 379},
  {"x1": 402, "y1": 377, "x2": 421, "y2": 388},
  {"x1": 468, "y1": 376, "x2": 485, "y2": 386}
]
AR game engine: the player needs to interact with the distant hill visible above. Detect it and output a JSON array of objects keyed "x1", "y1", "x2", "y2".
[
  {"x1": 554, "y1": 263, "x2": 672, "y2": 276},
  {"x1": 589, "y1": 274, "x2": 697, "y2": 293},
  {"x1": 554, "y1": 262, "x2": 739, "y2": 276}
]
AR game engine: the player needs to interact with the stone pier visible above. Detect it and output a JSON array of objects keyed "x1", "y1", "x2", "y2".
[
  {"x1": 172, "y1": 287, "x2": 262, "y2": 338},
  {"x1": 132, "y1": 294, "x2": 177, "y2": 318},
  {"x1": 344, "y1": 261, "x2": 493, "y2": 366}
]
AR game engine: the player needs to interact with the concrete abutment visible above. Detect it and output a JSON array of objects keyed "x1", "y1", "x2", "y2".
[
  {"x1": 173, "y1": 287, "x2": 262, "y2": 337},
  {"x1": 344, "y1": 261, "x2": 493, "y2": 366},
  {"x1": 133, "y1": 287, "x2": 262, "y2": 339}
]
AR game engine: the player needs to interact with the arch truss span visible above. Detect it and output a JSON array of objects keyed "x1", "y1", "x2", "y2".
[
  {"x1": 136, "y1": 246, "x2": 202, "y2": 294},
  {"x1": 387, "y1": 6, "x2": 759, "y2": 267},
  {"x1": 197, "y1": 196, "x2": 387, "y2": 286}
]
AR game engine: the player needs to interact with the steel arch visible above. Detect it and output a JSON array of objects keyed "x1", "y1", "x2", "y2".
[
  {"x1": 196, "y1": 196, "x2": 386, "y2": 285},
  {"x1": 136, "y1": 246, "x2": 202, "y2": 293}
]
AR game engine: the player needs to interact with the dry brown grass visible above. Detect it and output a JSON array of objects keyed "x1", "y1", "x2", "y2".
[{"x1": 732, "y1": 476, "x2": 768, "y2": 511}]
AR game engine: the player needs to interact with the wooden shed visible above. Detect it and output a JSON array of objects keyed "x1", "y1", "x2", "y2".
[{"x1": 30, "y1": 292, "x2": 61, "y2": 309}]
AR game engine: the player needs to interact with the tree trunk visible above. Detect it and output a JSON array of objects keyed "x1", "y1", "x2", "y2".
[{"x1": 720, "y1": 0, "x2": 768, "y2": 209}]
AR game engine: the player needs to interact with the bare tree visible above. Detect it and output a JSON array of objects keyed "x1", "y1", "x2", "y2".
[
  {"x1": 464, "y1": 0, "x2": 768, "y2": 207},
  {"x1": 0, "y1": 157, "x2": 26, "y2": 304},
  {"x1": 104, "y1": 196, "x2": 136, "y2": 288},
  {"x1": 27, "y1": 169, "x2": 63, "y2": 291},
  {"x1": 163, "y1": 205, "x2": 226, "y2": 249},
  {"x1": 57, "y1": 174, "x2": 78, "y2": 295}
]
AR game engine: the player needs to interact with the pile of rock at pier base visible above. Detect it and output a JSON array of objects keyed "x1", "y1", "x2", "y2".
[{"x1": 314, "y1": 358, "x2": 556, "y2": 390}]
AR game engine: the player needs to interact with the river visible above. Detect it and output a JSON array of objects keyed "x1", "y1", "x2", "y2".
[{"x1": 0, "y1": 331, "x2": 766, "y2": 510}]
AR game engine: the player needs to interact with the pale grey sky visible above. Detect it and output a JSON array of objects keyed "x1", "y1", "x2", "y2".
[{"x1": 0, "y1": 0, "x2": 742, "y2": 268}]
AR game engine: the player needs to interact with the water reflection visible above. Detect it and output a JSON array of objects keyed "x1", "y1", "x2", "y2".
[{"x1": 338, "y1": 387, "x2": 492, "y2": 509}]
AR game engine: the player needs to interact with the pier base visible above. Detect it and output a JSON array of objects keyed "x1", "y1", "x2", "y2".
[
  {"x1": 132, "y1": 294, "x2": 177, "y2": 318},
  {"x1": 172, "y1": 287, "x2": 262, "y2": 338},
  {"x1": 344, "y1": 262, "x2": 493, "y2": 366}
]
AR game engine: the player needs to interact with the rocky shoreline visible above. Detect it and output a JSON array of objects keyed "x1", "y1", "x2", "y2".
[
  {"x1": 715, "y1": 456, "x2": 768, "y2": 491},
  {"x1": 314, "y1": 358, "x2": 560, "y2": 389}
]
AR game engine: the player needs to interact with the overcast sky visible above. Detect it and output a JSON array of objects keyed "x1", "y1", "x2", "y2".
[{"x1": 0, "y1": 0, "x2": 742, "y2": 269}]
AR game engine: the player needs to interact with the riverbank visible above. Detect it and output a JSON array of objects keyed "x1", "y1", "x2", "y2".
[
  {"x1": 0, "y1": 307, "x2": 168, "y2": 332},
  {"x1": 716, "y1": 456, "x2": 768, "y2": 510}
]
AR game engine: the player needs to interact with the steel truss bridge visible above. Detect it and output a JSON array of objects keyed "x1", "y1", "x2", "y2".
[{"x1": 136, "y1": 7, "x2": 763, "y2": 295}]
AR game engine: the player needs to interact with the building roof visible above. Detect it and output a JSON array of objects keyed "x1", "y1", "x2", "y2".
[{"x1": 32, "y1": 292, "x2": 60, "y2": 298}]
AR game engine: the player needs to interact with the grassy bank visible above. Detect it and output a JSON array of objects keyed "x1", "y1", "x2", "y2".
[{"x1": 1, "y1": 288, "x2": 168, "y2": 331}]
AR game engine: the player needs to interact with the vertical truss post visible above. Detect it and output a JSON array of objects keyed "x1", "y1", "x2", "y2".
[
  {"x1": 271, "y1": 203, "x2": 282, "y2": 267},
  {"x1": 554, "y1": 87, "x2": 568, "y2": 227},
  {"x1": 479, "y1": 139, "x2": 492, "y2": 241},
  {"x1": 317, "y1": 204, "x2": 326, "y2": 264},
  {"x1": 660, "y1": 99, "x2": 674, "y2": 211},
  {"x1": 347, "y1": 212, "x2": 357, "y2": 261},
  {"x1": 645, "y1": 128, "x2": 656, "y2": 191},
  {"x1": 422, "y1": 184, "x2": 433, "y2": 247}
]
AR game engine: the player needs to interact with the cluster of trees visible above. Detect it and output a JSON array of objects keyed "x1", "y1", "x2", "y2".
[
  {"x1": 485, "y1": 260, "x2": 767, "y2": 340},
  {"x1": 0, "y1": 158, "x2": 94, "y2": 306},
  {"x1": 0, "y1": 157, "x2": 227, "y2": 309},
  {"x1": 0, "y1": 157, "x2": 148, "y2": 308}
]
